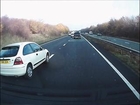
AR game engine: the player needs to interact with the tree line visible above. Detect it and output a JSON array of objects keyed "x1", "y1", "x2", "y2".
[
  {"x1": 0, "y1": 16, "x2": 69, "y2": 38},
  {"x1": 81, "y1": 16, "x2": 139, "y2": 41}
]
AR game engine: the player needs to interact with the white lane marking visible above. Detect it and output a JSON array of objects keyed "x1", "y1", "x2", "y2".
[
  {"x1": 49, "y1": 54, "x2": 54, "y2": 59},
  {"x1": 83, "y1": 36, "x2": 140, "y2": 100},
  {"x1": 63, "y1": 43, "x2": 66, "y2": 46},
  {"x1": 125, "y1": 42, "x2": 129, "y2": 44}
]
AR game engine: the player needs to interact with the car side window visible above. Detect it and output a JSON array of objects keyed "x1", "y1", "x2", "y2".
[
  {"x1": 23, "y1": 44, "x2": 34, "y2": 55},
  {"x1": 30, "y1": 43, "x2": 42, "y2": 52}
]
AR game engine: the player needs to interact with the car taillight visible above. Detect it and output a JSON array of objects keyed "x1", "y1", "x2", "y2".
[{"x1": 14, "y1": 57, "x2": 23, "y2": 65}]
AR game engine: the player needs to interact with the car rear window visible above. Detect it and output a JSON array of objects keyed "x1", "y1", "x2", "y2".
[
  {"x1": 74, "y1": 31, "x2": 80, "y2": 34},
  {"x1": 0, "y1": 46, "x2": 19, "y2": 57},
  {"x1": 74, "y1": 31, "x2": 80, "y2": 35}
]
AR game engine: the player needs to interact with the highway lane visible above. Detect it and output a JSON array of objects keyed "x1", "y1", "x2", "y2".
[
  {"x1": 88, "y1": 34, "x2": 140, "y2": 53},
  {"x1": 0, "y1": 35, "x2": 139, "y2": 104}
]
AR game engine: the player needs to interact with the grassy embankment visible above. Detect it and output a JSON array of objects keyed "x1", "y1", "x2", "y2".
[
  {"x1": 1, "y1": 33, "x2": 66, "y2": 49},
  {"x1": 84, "y1": 35, "x2": 140, "y2": 75}
]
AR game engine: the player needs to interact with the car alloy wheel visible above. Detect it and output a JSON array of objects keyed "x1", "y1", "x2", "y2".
[
  {"x1": 46, "y1": 54, "x2": 49, "y2": 63},
  {"x1": 25, "y1": 64, "x2": 33, "y2": 79}
]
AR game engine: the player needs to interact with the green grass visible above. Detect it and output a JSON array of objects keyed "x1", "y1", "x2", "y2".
[{"x1": 113, "y1": 53, "x2": 139, "y2": 74}]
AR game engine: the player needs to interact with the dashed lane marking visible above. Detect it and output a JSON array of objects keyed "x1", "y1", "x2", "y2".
[
  {"x1": 63, "y1": 43, "x2": 66, "y2": 46},
  {"x1": 49, "y1": 54, "x2": 54, "y2": 59}
]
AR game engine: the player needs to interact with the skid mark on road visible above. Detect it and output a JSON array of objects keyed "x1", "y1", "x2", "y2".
[{"x1": 83, "y1": 36, "x2": 140, "y2": 100}]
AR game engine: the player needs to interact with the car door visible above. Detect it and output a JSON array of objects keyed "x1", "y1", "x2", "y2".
[
  {"x1": 23, "y1": 44, "x2": 37, "y2": 68},
  {"x1": 30, "y1": 43, "x2": 45, "y2": 67}
]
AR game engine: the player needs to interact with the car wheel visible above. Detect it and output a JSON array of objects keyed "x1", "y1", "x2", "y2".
[
  {"x1": 25, "y1": 64, "x2": 33, "y2": 79},
  {"x1": 45, "y1": 54, "x2": 49, "y2": 63}
]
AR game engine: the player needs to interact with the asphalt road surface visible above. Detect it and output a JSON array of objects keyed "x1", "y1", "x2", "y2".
[
  {"x1": 0, "y1": 35, "x2": 139, "y2": 105},
  {"x1": 88, "y1": 34, "x2": 140, "y2": 53}
]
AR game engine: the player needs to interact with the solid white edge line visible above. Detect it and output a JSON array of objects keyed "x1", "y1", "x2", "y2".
[
  {"x1": 49, "y1": 54, "x2": 54, "y2": 59},
  {"x1": 82, "y1": 36, "x2": 140, "y2": 100}
]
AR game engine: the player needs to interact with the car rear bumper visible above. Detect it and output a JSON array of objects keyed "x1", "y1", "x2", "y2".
[
  {"x1": 74, "y1": 36, "x2": 81, "y2": 39},
  {"x1": 0, "y1": 65, "x2": 26, "y2": 76}
]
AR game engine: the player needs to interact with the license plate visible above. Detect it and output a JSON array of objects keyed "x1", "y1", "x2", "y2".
[{"x1": 0, "y1": 60, "x2": 10, "y2": 64}]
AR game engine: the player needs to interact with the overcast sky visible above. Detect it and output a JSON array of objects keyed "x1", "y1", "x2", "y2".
[{"x1": 1, "y1": 0, "x2": 139, "y2": 30}]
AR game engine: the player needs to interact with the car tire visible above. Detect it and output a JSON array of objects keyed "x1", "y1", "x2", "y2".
[
  {"x1": 44, "y1": 54, "x2": 49, "y2": 64},
  {"x1": 25, "y1": 64, "x2": 33, "y2": 79}
]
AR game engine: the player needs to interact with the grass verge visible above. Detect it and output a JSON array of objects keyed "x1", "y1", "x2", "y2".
[{"x1": 0, "y1": 33, "x2": 66, "y2": 49}]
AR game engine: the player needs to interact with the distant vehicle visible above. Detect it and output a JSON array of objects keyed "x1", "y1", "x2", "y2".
[
  {"x1": 73, "y1": 31, "x2": 81, "y2": 39},
  {"x1": 97, "y1": 33, "x2": 102, "y2": 36},
  {"x1": 68, "y1": 31, "x2": 72, "y2": 36},
  {"x1": 89, "y1": 31, "x2": 93, "y2": 35},
  {"x1": 68, "y1": 32, "x2": 71, "y2": 36},
  {"x1": 0, "y1": 42, "x2": 50, "y2": 78},
  {"x1": 70, "y1": 31, "x2": 75, "y2": 38}
]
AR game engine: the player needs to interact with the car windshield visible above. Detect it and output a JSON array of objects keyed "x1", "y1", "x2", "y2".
[{"x1": 0, "y1": 46, "x2": 19, "y2": 57}]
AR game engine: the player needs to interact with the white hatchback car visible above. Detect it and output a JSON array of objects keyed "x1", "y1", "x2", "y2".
[{"x1": 0, "y1": 42, "x2": 50, "y2": 78}]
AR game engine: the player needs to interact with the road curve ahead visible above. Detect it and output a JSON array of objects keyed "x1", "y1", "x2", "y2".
[{"x1": 1, "y1": 35, "x2": 139, "y2": 105}]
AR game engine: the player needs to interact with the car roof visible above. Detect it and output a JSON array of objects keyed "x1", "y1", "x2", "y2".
[
  {"x1": 5, "y1": 42, "x2": 35, "y2": 47},
  {"x1": 75, "y1": 31, "x2": 80, "y2": 33}
]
